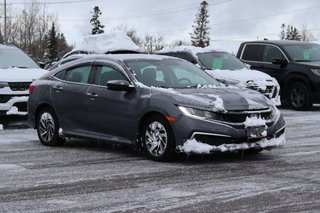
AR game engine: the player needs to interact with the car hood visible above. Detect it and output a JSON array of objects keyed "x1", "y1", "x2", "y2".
[
  {"x1": 0, "y1": 67, "x2": 47, "y2": 82},
  {"x1": 207, "y1": 68, "x2": 274, "y2": 83},
  {"x1": 149, "y1": 87, "x2": 271, "y2": 112}
]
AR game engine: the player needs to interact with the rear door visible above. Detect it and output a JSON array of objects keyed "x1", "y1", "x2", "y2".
[{"x1": 51, "y1": 63, "x2": 93, "y2": 133}]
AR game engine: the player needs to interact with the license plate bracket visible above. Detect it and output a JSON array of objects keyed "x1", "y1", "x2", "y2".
[{"x1": 246, "y1": 126, "x2": 266, "y2": 139}]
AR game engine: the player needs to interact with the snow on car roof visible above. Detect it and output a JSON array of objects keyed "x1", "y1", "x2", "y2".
[
  {"x1": 157, "y1": 40, "x2": 242, "y2": 55},
  {"x1": 71, "y1": 31, "x2": 141, "y2": 54}
]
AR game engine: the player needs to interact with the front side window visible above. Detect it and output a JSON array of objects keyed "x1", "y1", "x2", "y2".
[
  {"x1": 94, "y1": 65, "x2": 127, "y2": 86},
  {"x1": 197, "y1": 52, "x2": 246, "y2": 70},
  {"x1": 55, "y1": 65, "x2": 91, "y2": 83},
  {"x1": 125, "y1": 58, "x2": 219, "y2": 88}
]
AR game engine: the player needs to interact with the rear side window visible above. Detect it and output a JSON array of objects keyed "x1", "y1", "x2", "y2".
[
  {"x1": 241, "y1": 44, "x2": 264, "y2": 61},
  {"x1": 55, "y1": 65, "x2": 92, "y2": 83},
  {"x1": 262, "y1": 45, "x2": 285, "y2": 62}
]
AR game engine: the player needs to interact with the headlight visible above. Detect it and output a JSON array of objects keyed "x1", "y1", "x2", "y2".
[
  {"x1": 178, "y1": 106, "x2": 222, "y2": 120},
  {"x1": 311, "y1": 69, "x2": 320, "y2": 76},
  {"x1": 0, "y1": 82, "x2": 9, "y2": 89}
]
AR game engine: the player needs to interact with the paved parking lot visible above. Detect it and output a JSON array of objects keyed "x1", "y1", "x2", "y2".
[{"x1": 0, "y1": 107, "x2": 320, "y2": 212}]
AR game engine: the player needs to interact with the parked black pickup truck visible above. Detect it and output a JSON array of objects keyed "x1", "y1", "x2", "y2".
[{"x1": 237, "y1": 40, "x2": 320, "y2": 110}]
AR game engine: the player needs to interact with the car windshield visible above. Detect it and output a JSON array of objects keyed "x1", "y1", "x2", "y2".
[
  {"x1": 283, "y1": 43, "x2": 320, "y2": 62},
  {"x1": 197, "y1": 52, "x2": 247, "y2": 70},
  {"x1": 124, "y1": 58, "x2": 220, "y2": 88},
  {"x1": 0, "y1": 48, "x2": 39, "y2": 69}
]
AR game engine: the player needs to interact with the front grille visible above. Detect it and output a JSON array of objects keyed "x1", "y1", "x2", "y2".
[
  {"x1": 8, "y1": 82, "x2": 31, "y2": 91},
  {"x1": 220, "y1": 109, "x2": 272, "y2": 123},
  {"x1": 13, "y1": 102, "x2": 28, "y2": 112},
  {"x1": 0, "y1": 95, "x2": 28, "y2": 103},
  {"x1": 194, "y1": 135, "x2": 244, "y2": 146},
  {"x1": 246, "y1": 81, "x2": 276, "y2": 98}
]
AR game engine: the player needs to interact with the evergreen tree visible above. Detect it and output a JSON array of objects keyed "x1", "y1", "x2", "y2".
[
  {"x1": 285, "y1": 25, "x2": 301, "y2": 41},
  {"x1": 57, "y1": 33, "x2": 72, "y2": 58},
  {"x1": 190, "y1": 1, "x2": 210, "y2": 47},
  {"x1": 280, "y1": 23, "x2": 286, "y2": 40},
  {"x1": 90, "y1": 6, "x2": 104, "y2": 34},
  {"x1": 43, "y1": 22, "x2": 58, "y2": 66}
]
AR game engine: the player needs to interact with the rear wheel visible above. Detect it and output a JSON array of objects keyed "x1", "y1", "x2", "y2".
[
  {"x1": 142, "y1": 115, "x2": 175, "y2": 161},
  {"x1": 37, "y1": 108, "x2": 64, "y2": 146},
  {"x1": 287, "y1": 82, "x2": 312, "y2": 110}
]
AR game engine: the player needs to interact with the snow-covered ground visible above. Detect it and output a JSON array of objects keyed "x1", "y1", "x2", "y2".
[{"x1": 0, "y1": 107, "x2": 320, "y2": 212}]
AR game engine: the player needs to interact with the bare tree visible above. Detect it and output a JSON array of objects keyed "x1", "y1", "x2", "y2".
[
  {"x1": 115, "y1": 25, "x2": 143, "y2": 47},
  {"x1": 144, "y1": 34, "x2": 164, "y2": 53},
  {"x1": 301, "y1": 24, "x2": 316, "y2": 42}
]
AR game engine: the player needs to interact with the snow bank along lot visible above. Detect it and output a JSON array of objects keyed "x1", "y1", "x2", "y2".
[{"x1": 0, "y1": 108, "x2": 320, "y2": 212}]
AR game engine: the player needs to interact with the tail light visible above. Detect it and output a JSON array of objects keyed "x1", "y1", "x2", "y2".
[{"x1": 29, "y1": 83, "x2": 35, "y2": 94}]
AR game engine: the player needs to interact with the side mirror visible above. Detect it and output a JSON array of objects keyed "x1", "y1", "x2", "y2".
[
  {"x1": 107, "y1": 80, "x2": 133, "y2": 91},
  {"x1": 37, "y1": 61, "x2": 45, "y2": 69},
  {"x1": 272, "y1": 58, "x2": 288, "y2": 66}
]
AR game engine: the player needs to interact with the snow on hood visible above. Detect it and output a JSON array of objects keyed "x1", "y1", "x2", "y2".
[
  {"x1": 71, "y1": 32, "x2": 140, "y2": 54},
  {"x1": 0, "y1": 67, "x2": 47, "y2": 82},
  {"x1": 179, "y1": 133, "x2": 286, "y2": 154},
  {"x1": 149, "y1": 86, "x2": 271, "y2": 112},
  {"x1": 207, "y1": 68, "x2": 274, "y2": 84}
]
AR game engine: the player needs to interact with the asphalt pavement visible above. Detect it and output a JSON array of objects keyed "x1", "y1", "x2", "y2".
[{"x1": 0, "y1": 107, "x2": 319, "y2": 213}]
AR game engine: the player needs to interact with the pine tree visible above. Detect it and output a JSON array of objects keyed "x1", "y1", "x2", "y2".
[
  {"x1": 285, "y1": 25, "x2": 301, "y2": 41},
  {"x1": 190, "y1": 1, "x2": 210, "y2": 47},
  {"x1": 280, "y1": 23, "x2": 286, "y2": 40},
  {"x1": 90, "y1": 6, "x2": 104, "y2": 35},
  {"x1": 43, "y1": 22, "x2": 58, "y2": 67}
]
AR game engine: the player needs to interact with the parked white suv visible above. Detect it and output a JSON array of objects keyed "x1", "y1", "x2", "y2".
[
  {"x1": 157, "y1": 46, "x2": 281, "y2": 106},
  {"x1": 0, "y1": 44, "x2": 47, "y2": 116}
]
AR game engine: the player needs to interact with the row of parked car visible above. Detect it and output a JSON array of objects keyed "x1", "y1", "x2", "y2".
[{"x1": 1, "y1": 32, "x2": 319, "y2": 161}]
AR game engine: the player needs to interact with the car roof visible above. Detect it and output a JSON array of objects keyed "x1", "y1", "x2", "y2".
[
  {"x1": 157, "y1": 46, "x2": 228, "y2": 55},
  {"x1": 77, "y1": 53, "x2": 176, "y2": 62},
  {"x1": 242, "y1": 40, "x2": 319, "y2": 46},
  {"x1": 0, "y1": 44, "x2": 20, "y2": 50}
]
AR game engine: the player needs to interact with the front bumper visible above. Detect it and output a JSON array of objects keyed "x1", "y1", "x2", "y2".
[
  {"x1": 171, "y1": 107, "x2": 286, "y2": 153},
  {"x1": 0, "y1": 95, "x2": 29, "y2": 116},
  {"x1": 177, "y1": 132, "x2": 285, "y2": 154}
]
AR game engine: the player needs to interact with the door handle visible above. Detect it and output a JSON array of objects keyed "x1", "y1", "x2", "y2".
[
  {"x1": 86, "y1": 92, "x2": 99, "y2": 99},
  {"x1": 52, "y1": 85, "x2": 63, "y2": 92}
]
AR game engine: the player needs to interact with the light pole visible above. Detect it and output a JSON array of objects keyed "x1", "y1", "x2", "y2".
[{"x1": 4, "y1": 0, "x2": 7, "y2": 43}]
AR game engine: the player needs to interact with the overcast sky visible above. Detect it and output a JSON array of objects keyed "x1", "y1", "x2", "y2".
[{"x1": 6, "y1": 0, "x2": 320, "y2": 45}]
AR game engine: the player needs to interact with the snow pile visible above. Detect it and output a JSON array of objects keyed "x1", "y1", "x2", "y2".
[
  {"x1": 243, "y1": 115, "x2": 266, "y2": 128},
  {"x1": 180, "y1": 139, "x2": 213, "y2": 154},
  {"x1": 179, "y1": 133, "x2": 286, "y2": 154},
  {"x1": 72, "y1": 32, "x2": 140, "y2": 54},
  {"x1": 0, "y1": 124, "x2": 3, "y2": 131},
  {"x1": 6, "y1": 106, "x2": 27, "y2": 115},
  {"x1": 207, "y1": 94, "x2": 225, "y2": 112}
]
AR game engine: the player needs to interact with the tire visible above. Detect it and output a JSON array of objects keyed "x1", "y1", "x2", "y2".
[
  {"x1": 141, "y1": 115, "x2": 175, "y2": 161},
  {"x1": 287, "y1": 82, "x2": 312, "y2": 110},
  {"x1": 36, "y1": 107, "x2": 64, "y2": 146}
]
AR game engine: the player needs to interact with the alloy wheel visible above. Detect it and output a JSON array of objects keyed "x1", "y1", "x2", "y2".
[
  {"x1": 39, "y1": 112, "x2": 55, "y2": 143},
  {"x1": 145, "y1": 121, "x2": 168, "y2": 157}
]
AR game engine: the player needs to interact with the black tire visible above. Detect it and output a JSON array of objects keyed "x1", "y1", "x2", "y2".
[
  {"x1": 36, "y1": 107, "x2": 64, "y2": 146},
  {"x1": 141, "y1": 115, "x2": 175, "y2": 162},
  {"x1": 287, "y1": 82, "x2": 312, "y2": 110}
]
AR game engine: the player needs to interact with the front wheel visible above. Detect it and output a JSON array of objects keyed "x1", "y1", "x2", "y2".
[
  {"x1": 287, "y1": 82, "x2": 312, "y2": 110},
  {"x1": 37, "y1": 108, "x2": 64, "y2": 146},
  {"x1": 142, "y1": 115, "x2": 175, "y2": 161}
]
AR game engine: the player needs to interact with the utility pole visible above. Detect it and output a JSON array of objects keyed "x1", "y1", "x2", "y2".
[{"x1": 4, "y1": 0, "x2": 7, "y2": 43}]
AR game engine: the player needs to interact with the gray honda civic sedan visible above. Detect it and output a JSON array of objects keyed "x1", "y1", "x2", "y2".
[{"x1": 28, "y1": 54, "x2": 286, "y2": 161}]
